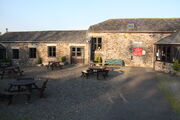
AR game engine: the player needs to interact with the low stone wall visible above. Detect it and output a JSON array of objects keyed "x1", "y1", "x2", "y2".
[{"x1": 155, "y1": 61, "x2": 173, "y2": 73}]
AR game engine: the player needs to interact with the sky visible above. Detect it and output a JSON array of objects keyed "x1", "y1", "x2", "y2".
[{"x1": 0, "y1": 0, "x2": 180, "y2": 34}]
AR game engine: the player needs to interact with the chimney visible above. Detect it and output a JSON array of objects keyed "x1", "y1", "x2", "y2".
[{"x1": 6, "y1": 28, "x2": 8, "y2": 33}]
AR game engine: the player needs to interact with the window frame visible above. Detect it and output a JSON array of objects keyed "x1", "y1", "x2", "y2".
[
  {"x1": 12, "y1": 49, "x2": 19, "y2": 59},
  {"x1": 91, "y1": 37, "x2": 102, "y2": 50},
  {"x1": 48, "y1": 46, "x2": 56, "y2": 57},
  {"x1": 29, "y1": 48, "x2": 37, "y2": 58}
]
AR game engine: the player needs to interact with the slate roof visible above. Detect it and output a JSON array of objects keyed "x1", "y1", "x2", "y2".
[
  {"x1": 0, "y1": 30, "x2": 87, "y2": 43},
  {"x1": 156, "y1": 31, "x2": 180, "y2": 45},
  {"x1": 88, "y1": 18, "x2": 180, "y2": 33}
]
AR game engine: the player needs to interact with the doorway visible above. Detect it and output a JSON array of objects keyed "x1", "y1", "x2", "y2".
[{"x1": 70, "y1": 46, "x2": 84, "y2": 64}]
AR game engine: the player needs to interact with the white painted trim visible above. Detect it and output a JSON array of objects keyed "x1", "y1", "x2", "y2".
[
  {"x1": 11, "y1": 46, "x2": 19, "y2": 49},
  {"x1": 28, "y1": 45, "x2": 37, "y2": 48},
  {"x1": 46, "y1": 44, "x2": 57, "y2": 46}
]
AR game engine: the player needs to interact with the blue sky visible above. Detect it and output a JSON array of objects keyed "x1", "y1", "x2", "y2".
[{"x1": 0, "y1": 0, "x2": 180, "y2": 34}]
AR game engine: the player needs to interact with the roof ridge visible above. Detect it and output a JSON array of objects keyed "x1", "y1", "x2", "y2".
[
  {"x1": 6, "y1": 30, "x2": 87, "y2": 33},
  {"x1": 108, "y1": 18, "x2": 180, "y2": 20}
]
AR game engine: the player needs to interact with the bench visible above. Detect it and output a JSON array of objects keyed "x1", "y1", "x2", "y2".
[
  {"x1": 105, "y1": 59, "x2": 125, "y2": 66},
  {"x1": 0, "y1": 91, "x2": 31, "y2": 105}
]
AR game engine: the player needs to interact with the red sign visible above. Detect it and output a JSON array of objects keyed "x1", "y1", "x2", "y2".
[{"x1": 133, "y1": 47, "x2": 142, "y2": 56}]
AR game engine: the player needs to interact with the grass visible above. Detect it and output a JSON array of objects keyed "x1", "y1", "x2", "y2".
[{"x1": 157, "y1": 75, "x2": 180, "y2": 115}]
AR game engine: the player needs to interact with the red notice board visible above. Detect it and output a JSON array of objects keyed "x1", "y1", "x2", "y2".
[{"x1": 133, "y1": 47, "x2": 143, "y2": 56}]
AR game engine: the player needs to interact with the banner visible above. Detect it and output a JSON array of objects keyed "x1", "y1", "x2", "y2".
[{"x1": 133, "y1": 47, "x2": 143, "y2": 56}]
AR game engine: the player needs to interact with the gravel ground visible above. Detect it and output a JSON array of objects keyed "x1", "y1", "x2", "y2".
[{"x1": 0, "y1": 65, "x2": 179, "y2": 120}]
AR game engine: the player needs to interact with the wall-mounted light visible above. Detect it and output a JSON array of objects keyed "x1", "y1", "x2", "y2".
[{"x1": 86, "y1": 37, "x2": 91, "y2": 43}]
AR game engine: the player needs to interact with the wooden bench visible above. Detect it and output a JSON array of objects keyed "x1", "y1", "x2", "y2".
[
  {"x1": 81, "y1": 69, "x2": 93, "y2": 79},
  {"x1": 0, "y1": 91, "x2": 31, "y2": 105}
]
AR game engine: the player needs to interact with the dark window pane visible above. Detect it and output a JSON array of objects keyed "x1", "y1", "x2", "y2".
[
  {"x1": 98, "y1": 38, "x2": 102, "y2": 43},
  {"x1": 12, "y1": 49, "x2": 19, "y2": 59},
  {"x1": 77, "y1": 48, "x2": 81, "y2": 52},
  {"x1": 29, "y1": 48, "x2": 36, "y2": 58},
  {"x1": 72, "y1": 52, "x2": 75, "y2": 56},
  {"x1": 72, "y1": 47, "x2": 75, "y2": 51},
  {"x1": 48, "y1": 46, "x2": 56, "y2": 57},
  {"x1": 77, "y1": 52, "x2": 81, "y2": 56},
  {"x1": 98, "y1": 44, "x2": 102, "y2": 48}
]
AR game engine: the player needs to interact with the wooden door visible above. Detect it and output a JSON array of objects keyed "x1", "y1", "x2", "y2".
[{"x1": 71, "y1": 47, "x2": 84, "y2": 64}]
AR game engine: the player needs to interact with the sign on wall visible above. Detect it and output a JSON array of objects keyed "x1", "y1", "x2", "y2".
[{"x1": 133, "y1": 47, "x2": 143, "y2": 56}]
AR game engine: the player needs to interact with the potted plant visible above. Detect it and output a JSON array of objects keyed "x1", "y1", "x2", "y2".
[
  {"x1": 37, "y1": 57, "x2": 42, "y2": 66},
  {"x1": 60, "y1": 56, "x2": 67, "y2": 65},
  {"x1": 94, "y1": 56, "x2": 102, "y2": 66}
]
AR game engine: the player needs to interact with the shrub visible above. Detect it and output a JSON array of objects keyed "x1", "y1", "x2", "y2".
[
  {"x1": 94, "y1": 56, "x2": 102, "y2": 63},
  {"x1": 37, "y1": 57, "x2": 42, "y2": 64},
  {"x1": 61, "y1": 56, "x2": 66, "y2": 62},
  {"x1": 172, "y1": 60, "x2": 180, "y2": 71},
  {"x1": 0, "y1": 58, "x2": 11, "y2": 63}
]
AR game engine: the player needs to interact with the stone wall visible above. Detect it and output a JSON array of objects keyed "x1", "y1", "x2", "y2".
[
  {"x1": 155, "y1": 61, "x2": 173, "y2": 73},
  {"x1": 88, "y1": 32, "x2": 171, "y2": 67},
  {"x1": 1, "y1": 42, "x2": 89, "y2": 66}
]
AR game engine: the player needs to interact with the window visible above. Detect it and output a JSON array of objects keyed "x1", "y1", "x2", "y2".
[
  {"x1": 48, "y1": 46, "x2": 56, "y2": 57},
  {"x1": 77, "y1": 48, "x2": 82, "y2": 56},
  {"x1": 91, "y1": 37, "x2": 102, "y2": 50},
  {"x1": 12, "y1": 49, "x2": 19, "y2": 59},
  {"x1": 127, "y1": 24, "x2": 134, "y2": 29},
  {"x1": 71, "y1": 47, "x2": 82, "y2": 57},
  {"x1": 156, "y1": 45, "x2": 180, "y2": 63},
  {"x1": 29, "y1": 48, "x2": 36, "y2": 58}
]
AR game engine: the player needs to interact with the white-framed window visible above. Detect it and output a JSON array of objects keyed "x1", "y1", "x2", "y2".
[{"x1": 48, "y1": 46, "x2": 56, "y2": 57}]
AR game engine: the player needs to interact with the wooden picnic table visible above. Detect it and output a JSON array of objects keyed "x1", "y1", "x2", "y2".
[
  {"x1": 46, "y1": 61, "x2": 62, "y2": 70},
  {"x1": 0, "y1": 66, "x2": 23, "y2": 79},
  {"x1": 88, "y1": 66, "x2": 107, "y2": 79},
  {"x1": 8, "y1": 79, "x2": 39, "y2": 93}
]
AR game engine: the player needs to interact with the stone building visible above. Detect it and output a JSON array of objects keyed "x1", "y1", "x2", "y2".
[
  {"x1": 0, "y1": 30, "x2": 89, "y2": 66},
  {"x1": 155, "y1": 31, "x2": 180, "y2": 72},
  {"x1": 88, "y1": 18, "x2": 180, "y2": 68},
  {"x1": 0, "y1": 18, "x2": 180, "y2": 70}
]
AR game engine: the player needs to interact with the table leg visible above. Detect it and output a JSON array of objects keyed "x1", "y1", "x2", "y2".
[
  {"x1": 7, "y1": 84, "x2": 13, "y2": 92},
  {"x1": 97, "y1": 71, "x2": 99, "y2": 80},
  {"x1": 32, "y1": 83, "x2": 39, "y2": 89}
]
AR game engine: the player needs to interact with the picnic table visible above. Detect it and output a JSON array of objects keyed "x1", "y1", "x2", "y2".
[
  {"x1": 8, "y1": 79, "x2": 39, "y2": 92},
  {"x1": 0, "y1": 66, "x2": 23, "y2": 79},
  {"x1": 0, "y1": 78, "x2": 48, "y2": 105},
  {"x1": 87, "y1": 66, "x2": 109, "y2": 79},
  {"x1": 46, "y1": 61, "x2": 62, "y2": 70}
]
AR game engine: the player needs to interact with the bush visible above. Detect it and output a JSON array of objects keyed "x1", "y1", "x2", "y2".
[
  {"x1": 0, "y1": 58, "x2": 11, "y2": 63},
  {"x1": 94, "y1": 56, "x2": 102, "y2": 63},
  {"x1": 37, "y1": 57, "x2": 42, "y2": 64},
  {"x1": 172, "y1": 60, "x2": 180, "y2": 71},
  {"x1": 61, "y1": 56, "x2": 66, "y2": 62}
]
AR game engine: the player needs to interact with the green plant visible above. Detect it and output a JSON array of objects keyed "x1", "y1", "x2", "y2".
[
  {"x1": 0, "y1": 58, "x2": 11, "y2": 63},
  {"x1": 37, "y1": 57, "x2": 42, "y2": 64},
  {"x1": 94, "y1": 56, "x2": 102, "y2": 63},
  {"x1": 172, "y1": 60, "x2": 180, "y2": 71},
  {"x1": 61, "y1": 56, "x2": 66, "y2": 62}
]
